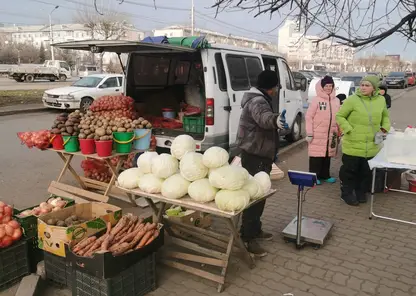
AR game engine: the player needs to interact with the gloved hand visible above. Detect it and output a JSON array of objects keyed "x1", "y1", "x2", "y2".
[
  {"x1": 306, "y1": 136, "x2": 313, "y2": 143},
  {"x1": 276, "y1": 109, "x2": 289, "y2": 130}
]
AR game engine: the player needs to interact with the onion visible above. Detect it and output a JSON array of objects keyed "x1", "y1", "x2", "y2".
[
  {"x1": 52, "y1": 207, "x2": 61, "y2": 212},
  {"x1": 4, "y1": 206, "x2": 12, "y2": 216},
  {"x1": 0, "y1": 226, "x2": 5, "y2": 239},
  {"x1": 5, "y1": 225, "x2": 14, "y2": 237},
  {"x1": 1, "y1": 236, "x2": 13, "y2": 248},
  {"x1": 32, "y1": 207, "x2": 41, "y2": 216},
  {"x1": 7, "y1": 220, "x2": 20, "y2": 229},
  {"x1": 0, "y1": 207, "x2": 3, "y2": 213},
  {"x1": 40, "y1": 208, "x2": 50, "y2": 214},
  {"x1": 50, "y1": 199, "x2": 59, "y2": 207},
  {"x1": 12, "y1": 229, "x2": 22, "y2": 241},
  {"x1": 0, "y1": 201, "x2": 5, "y2": 207},
  {"x1": 1, "y1": 216, "x2": 10, "y2": 224},
  {"x1": 39, "y1": 202, "x2": 49, "y2": 209},
  {"x1": 55, "y1": 201, "x2": 66, "y2": 208},
  {"x1": 19, "y1": 210, "x2": 33, "y2": 217}
]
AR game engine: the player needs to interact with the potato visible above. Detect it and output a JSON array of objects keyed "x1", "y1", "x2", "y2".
[
  {"x1": 73, "y1": 126, "x2": 79, "y2": 132},
  {"x1": 117, "y1": 127, "x2": 127, "y2": 132},
  {"x1": 87, "y1": 134, "x2": 95, "y2": 139},
  {"x1": 95, "y1": 128, "x2": 106, "y2": 137},
  {"x1": 85, "y1": 120, "x2": 91, "y2": 125},
  {"x1": 51, "y1": 128, "x2": 61, "y2": 134},
  {"x1": 94, "y1": 135, "x2": 100, "y2": 141},
  {"x1": 47, "y1": 218, "x2": 57, "y2": 225},
  {"x1": 138, "y1": 117, "x2": 145, "y2": 122},
  {"x1": 56, "y1": 220, "x2": 65, "y2": 227},
  {"x1": 137, "y1": 125, "x2": 143, "y2": 129},
  {"x1": 126, "y1": 128, "x2": 133, "y2": 133},
  {"x1": 78, "y1": 133, "x2": 86, "y2": 139},
  {"x1": 60, "y1": 127, "x2": 67, "y2": 132},
  {"x1": 141, "y1": 120, "x2": 149, "y2": 125},
  {"x1": 73, "y1": 131, "x2": 79, "y2": 136},
  {"x1": 106, "y1": 129, "x2": 112, "y2": 135},
  {"x1": 146, "y1": 123, "x2": 152, "y2": 129},
  {"x1": 100, "y1": 136, "x2": 109, "y2": 141},
  {"x1": 87, "y1": 111, "x2": 93, "y2": 116},
  {"x1": 81, "y1": 124, "x2": 89, "y2": 130},
  {"x1": 65, "y1": 120, "x2": 74, "y2": 127},
  {"x1": 80, "y1": 129, "x2": 84, "y2": 134},
  {"x1": 57, "y1": 124, "x2": 65, "y2": 129},
  {"x1": 124, "y1": 123, "x2": 131, "y2": 129},
  {"x1": 111, "y1": 126, "x2": 118, "y2": 132},
  {"x1": 62, "y1": 132, "x2": 70, "y2": 136},
  {"x1": 84, "y1": 129, "x2": 91, "y2": 135},
  {"x1": 66, "y1": 126, "x2": 74, "y2": 134}
]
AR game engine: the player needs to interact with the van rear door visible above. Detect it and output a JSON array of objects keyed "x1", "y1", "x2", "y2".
[{"x1": 220, "y1": 52, "x2": 264, "y2": 150}]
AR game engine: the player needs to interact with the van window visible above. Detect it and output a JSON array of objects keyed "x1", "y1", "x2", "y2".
[
  {"x1": 132, "y1": 55, "x2": 170, "y2": 86},
  {"x1": 117, "y1": 77, "x2": 123, "y2": 86},
  {"x1": 60, "y1": 62, "x2": 70, "y2": 71},
  {"x1": 103, "y1": 77, "x2": 118, "y2": 88},
  {"x1": 87, "y1": 66, "x2": 97, "y2": 71},
  {"x1": 227, "y1": 56, "x2": 249, "y2": 91},
  {"x1": 282, "y1": 61, "x2": 295, "y2": 90},
  {"x1": 246, "y1": 57, "x2": 262, "y2": 87},
  {"x1": 215, "y1": 53, "x2": 227, "y2": 91}
]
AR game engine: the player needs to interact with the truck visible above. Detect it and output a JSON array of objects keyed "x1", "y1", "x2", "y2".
[
  {"x1": 53, "y1": 39, "x2": 307, "y2": 157},
  {"x1": 8, "y1": 60, "x2": 72, "y2": 82}
]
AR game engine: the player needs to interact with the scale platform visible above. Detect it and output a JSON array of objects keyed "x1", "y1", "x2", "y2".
[{"x1": 282, "y1": 216, "x2": 333, "y2": 246}]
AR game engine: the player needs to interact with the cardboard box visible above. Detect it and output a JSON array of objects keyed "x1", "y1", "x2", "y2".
[
  {"x1": 37, "y1": 203, "x2": 122, "y2": 257},
  {"x1": 66, "y1": 224, "x2": 164, "y2": 279},
  {"x1": 164, "y1": 210, "x2": 211, "y2": 229}
]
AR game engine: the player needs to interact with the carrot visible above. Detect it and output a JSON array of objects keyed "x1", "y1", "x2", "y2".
[
  {"x1": 84, "y1": 234, "x2": 107, "y2": 257},
  {"x1": 110, "y1": 216, "x2": 128, "y2": 236},
  {"x1": 73, "y1": 236, "x2": 96, "y2": 252},
  {"x1": 145, "y1": 230, "x2": 160, "y2": 246},
  {"x1": 118, "y1": 228, "x2": 141, "y2": 244},
  {"x1": 111, "y1": 242, "x2": 131, "y2": 256},
  {"x1": 137, "y1": 230, "x2": 154, "y2": 249},
  {"x1": 101, "y1": 234, "x2": 114, "y2": 251},
  {"x1": 105, "y1": 222, "x2": 112, "y2": 235}
]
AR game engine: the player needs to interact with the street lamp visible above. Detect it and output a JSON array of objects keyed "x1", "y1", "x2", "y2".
[{"x1": 49, "y1": 5, "x2": 59, "y2": 61}]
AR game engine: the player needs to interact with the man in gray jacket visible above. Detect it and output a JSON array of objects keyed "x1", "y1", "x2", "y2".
[{"x1": 237, "y1": 69, "x2": 287, "y2": 257}]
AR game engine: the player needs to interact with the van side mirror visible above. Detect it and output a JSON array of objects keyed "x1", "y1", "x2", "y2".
[{"x1": 296, "y1": 78, "x2": 307, "y2": 91}]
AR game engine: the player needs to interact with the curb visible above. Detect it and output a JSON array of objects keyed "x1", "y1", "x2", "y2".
[
  {"x1": 392, "y1": 86, "x2": 414, "y2": 101},
  {"x1": 0, "y1": 107, "x2": 49, "y2": 117}
]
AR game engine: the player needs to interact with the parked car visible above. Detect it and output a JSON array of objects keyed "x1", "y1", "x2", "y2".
[
  {"x1": 405, "y1": 72, "x2": 415, "y2": 86},
  {"x1": 53, "y1": 39, "x2": 307, "y2": 157},
  {"x1": 293, "y1": 71, "x2": 312, "y2": 84},
  {"x1": 385, "y1": 72, "x2": 408, "y2": 89},
  {"x1": 340, "y1": 72, "x2": 367, "y2": 87},
  {"x1": 79, "y1": 65, "x2": 100, "y2": 78},
  {"x1": 42, "y1": 74, "x2": 124, "y2": 112},
  {"x1": 367, "y1": 72, "x2": 385, "y2": 84}
]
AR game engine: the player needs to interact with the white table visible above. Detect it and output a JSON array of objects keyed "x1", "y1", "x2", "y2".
[{"x1": 368, "y1": 148, "x2": 416, "y2": 225}]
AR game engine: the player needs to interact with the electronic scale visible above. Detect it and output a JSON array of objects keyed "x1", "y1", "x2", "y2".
[{"x1": 282, "y1": 170, "x2": 334, "y2": 249}]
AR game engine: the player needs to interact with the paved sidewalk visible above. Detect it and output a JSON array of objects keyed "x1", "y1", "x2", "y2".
[{"x1": 149, "y1": 147, "x2": 416, "y2": 296}]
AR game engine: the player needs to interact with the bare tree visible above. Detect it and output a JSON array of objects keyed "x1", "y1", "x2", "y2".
[
  {"x1": 211, "y1": 0, "x2": 416, "y2": 48},
  {"x1": 74, "y1": 9, "x2": 128, "y2": 70}
]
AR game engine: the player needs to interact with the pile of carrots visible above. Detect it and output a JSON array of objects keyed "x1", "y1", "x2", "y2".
[{"x1": 72, "y1": 214, "x2": 160, "y2": 257}]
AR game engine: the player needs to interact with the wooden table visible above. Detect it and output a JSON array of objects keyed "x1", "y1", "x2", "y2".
[
  {"x1": 118, "y1": 186, "x2": 276, "y2": 292},
  {"x1": 47, "y1": 149, "x2": 143, "y2": 204}
]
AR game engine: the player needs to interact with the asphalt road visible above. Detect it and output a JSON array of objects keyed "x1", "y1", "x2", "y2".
[{"x1": 0, "y1": 77, "x2": 75, "y2": 91}]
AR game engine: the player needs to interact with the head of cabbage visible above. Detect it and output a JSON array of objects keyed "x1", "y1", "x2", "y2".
[
  {"x1": 209, "y1": 165, "x2": 248, "y2": 190},
  {"x1": 202, "y1": 147, "x2": 229, "y2": 169},
  {"x1": 179, "y1": 152, "x2": 208, "y2": 182},
  {"x1": 170, "y1": 135, "x2": 196, "y2": 160},
  {"x1": 188, "y1": 178, "x2": 219, "y2": 203},
  {"x1": 151, "y1": 153, "x2": 179, "y2": 179},
  {"x1": 138, "y1": 174, "x2": 164, "y2": 194},
  {"x1": 137, "y1": 151, "x2": 158, "y2": 174},
  {"x1": 117, "y1": 168, "x2": 143, "y2": 189},
  {"x1": 215, "y1": 189, "x2": 250, "y2": 212},
  {"x1": 161, "y1": 174, "x2": 190, "y2": 199},
  {"x1": 254, "y1": 172, "x2": 271, "y2": 193}
]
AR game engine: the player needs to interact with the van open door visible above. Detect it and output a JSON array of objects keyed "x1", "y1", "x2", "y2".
[{"x1": 220, "y1": 52, "x2": 264, "y2": 151}]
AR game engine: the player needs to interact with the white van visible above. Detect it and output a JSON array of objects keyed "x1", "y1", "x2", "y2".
[{"x1": 54, "y1": 40, "x2": 306, "y2": 157}]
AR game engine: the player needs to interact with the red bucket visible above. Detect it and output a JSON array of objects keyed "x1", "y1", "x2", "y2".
[
  {"x1": 79, "y1": 139, "x2": 95, "y2": 155},
  {"x1": 409, "y1": 181, "x2": 416, "y2": 193},
  {"x1": 50, "y1": 134, "x2": 64, "y2": 150},
  {"x1": 95, "y1": 140, "x2": 113, "y2": 157}
]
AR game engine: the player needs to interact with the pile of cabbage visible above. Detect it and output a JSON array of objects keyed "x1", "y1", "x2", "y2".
[{"x1": 117, "y1": 135, "x2": 271, "y2": 212}]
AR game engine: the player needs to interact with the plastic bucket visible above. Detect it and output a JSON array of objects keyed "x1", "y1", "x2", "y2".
[
  {"x1": 50, "y1": 134, "x2": 64, "y2": 150},
  {"x1": 113, "y1": 132, "x2": 135, "y2": 153},
  {"x1": 63, "y1": 136, "x2": 79, "y2": 152},
  {"x1": 409, "y1": 181, "x2": 416, "y2": 192},
  {"x1": 79, "y1": 139, "x2": 95, "y2": 155},
  {"x1": 95, "y1": 140, "x2": 113, "y2": 157},
  {"x1": 162, "y1": 108, "x2": 176, "y2": 119},
  {"x1": 133, "y1": 129, "x2": 152, "y2": 150}
]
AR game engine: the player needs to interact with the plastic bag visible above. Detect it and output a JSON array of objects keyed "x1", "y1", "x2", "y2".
[
  {"x1": 17, "y1": 130, "x2": 51, "y2": 150},
  {"x1": 90, "y1": 95, "x2": 135, "y2": 112},
  {"x1": 81, "y1": 159, "x2": 112, "y2": 183}
]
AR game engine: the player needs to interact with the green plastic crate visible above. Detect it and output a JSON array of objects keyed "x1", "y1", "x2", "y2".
[
  {"x1": 183, "y1": 116, "x2": 205, "y2": 134},
  {"x1": 13, "y1": 196, "x2": 75, "y2": 238}
]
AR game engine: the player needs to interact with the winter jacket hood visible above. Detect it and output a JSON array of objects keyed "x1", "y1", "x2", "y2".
[{"x1": 315, "y1": 79, "x2": 336, "y2": 101}]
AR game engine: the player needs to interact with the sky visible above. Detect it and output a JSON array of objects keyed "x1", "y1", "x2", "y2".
[{"x1": 1, "y1": 0, "x2": 416, "y2": 60}]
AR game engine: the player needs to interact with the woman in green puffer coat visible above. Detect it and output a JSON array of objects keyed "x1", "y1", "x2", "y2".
[{"x1": 336, "y1": 76, "x2": 391, "y2": 206}]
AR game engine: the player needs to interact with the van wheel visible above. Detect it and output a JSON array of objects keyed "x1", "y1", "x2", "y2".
[
  {"x1": 285, "y1": 114, "x2": 302, "y2": 143},
  {"x1": 49, "y1": 78, "x2": 56, "y2": 82},
  {"x1": 80, "y1": 97, "x2": 93, "y2": 113},
  {"x1": 25, "y1": 74, "x2": 35, "y2": 82},
  {"x1": 59, "y1": 75, "x2": 67, "y2": 82}
]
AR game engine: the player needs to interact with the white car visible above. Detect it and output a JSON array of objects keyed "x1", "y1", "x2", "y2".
[{"x1": 42, "y1": 74, "x2": 124, "y2": 112}]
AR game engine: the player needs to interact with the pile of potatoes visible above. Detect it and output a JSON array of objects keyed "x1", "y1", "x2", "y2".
[
  {"x1": 46, "y1": 215, "x2": 87, "y2": 227},
  {"x1": 78, "y1": 111, "x2": 153, "y2": 141},
  {"x1": 51, "y1": 111, "x2": 82, "y2": 136},
  {"x1": 50, "y1": 113, "x2": 69, "y2": 135}
]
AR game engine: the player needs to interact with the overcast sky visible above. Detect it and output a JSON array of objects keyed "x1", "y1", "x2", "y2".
[{"x1": 2, "y1": 0, "x2": 415, "y2": 60}]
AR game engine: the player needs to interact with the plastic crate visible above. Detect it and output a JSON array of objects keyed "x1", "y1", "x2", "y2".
[
  {"x1": 0, "y1": 239, "x2": 30, "y2": 291},
  {"x1": 73, "y1": 253, "x2": 156, "y2": 296},
  {"x1": 44, "y1": 251, "x2": 73, "y2": 288},
  {"x1": 27, "y1": 236, "x2": 43, "y2": 273},
  {"x1": 183, "y1": 116, "x2": 205, "y2": 134},
  {"x1": 14, "y1": 196, "x2": 75, "y2": 238}
]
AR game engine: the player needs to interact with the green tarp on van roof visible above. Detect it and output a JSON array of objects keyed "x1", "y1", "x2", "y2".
[{"x1": 167, "y1": 37, "x2": 211, "y2": 49}]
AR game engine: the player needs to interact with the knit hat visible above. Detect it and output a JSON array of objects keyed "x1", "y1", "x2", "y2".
[
  {"x1": 361, "y1": 75, "x2": 380, "y2": 90},
  {"x1": 257, "y1": 70, "x2": 279, "y2": 90},
  {"x1": 320, "y1": 75, "x2": 335, "y2": 88}
]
